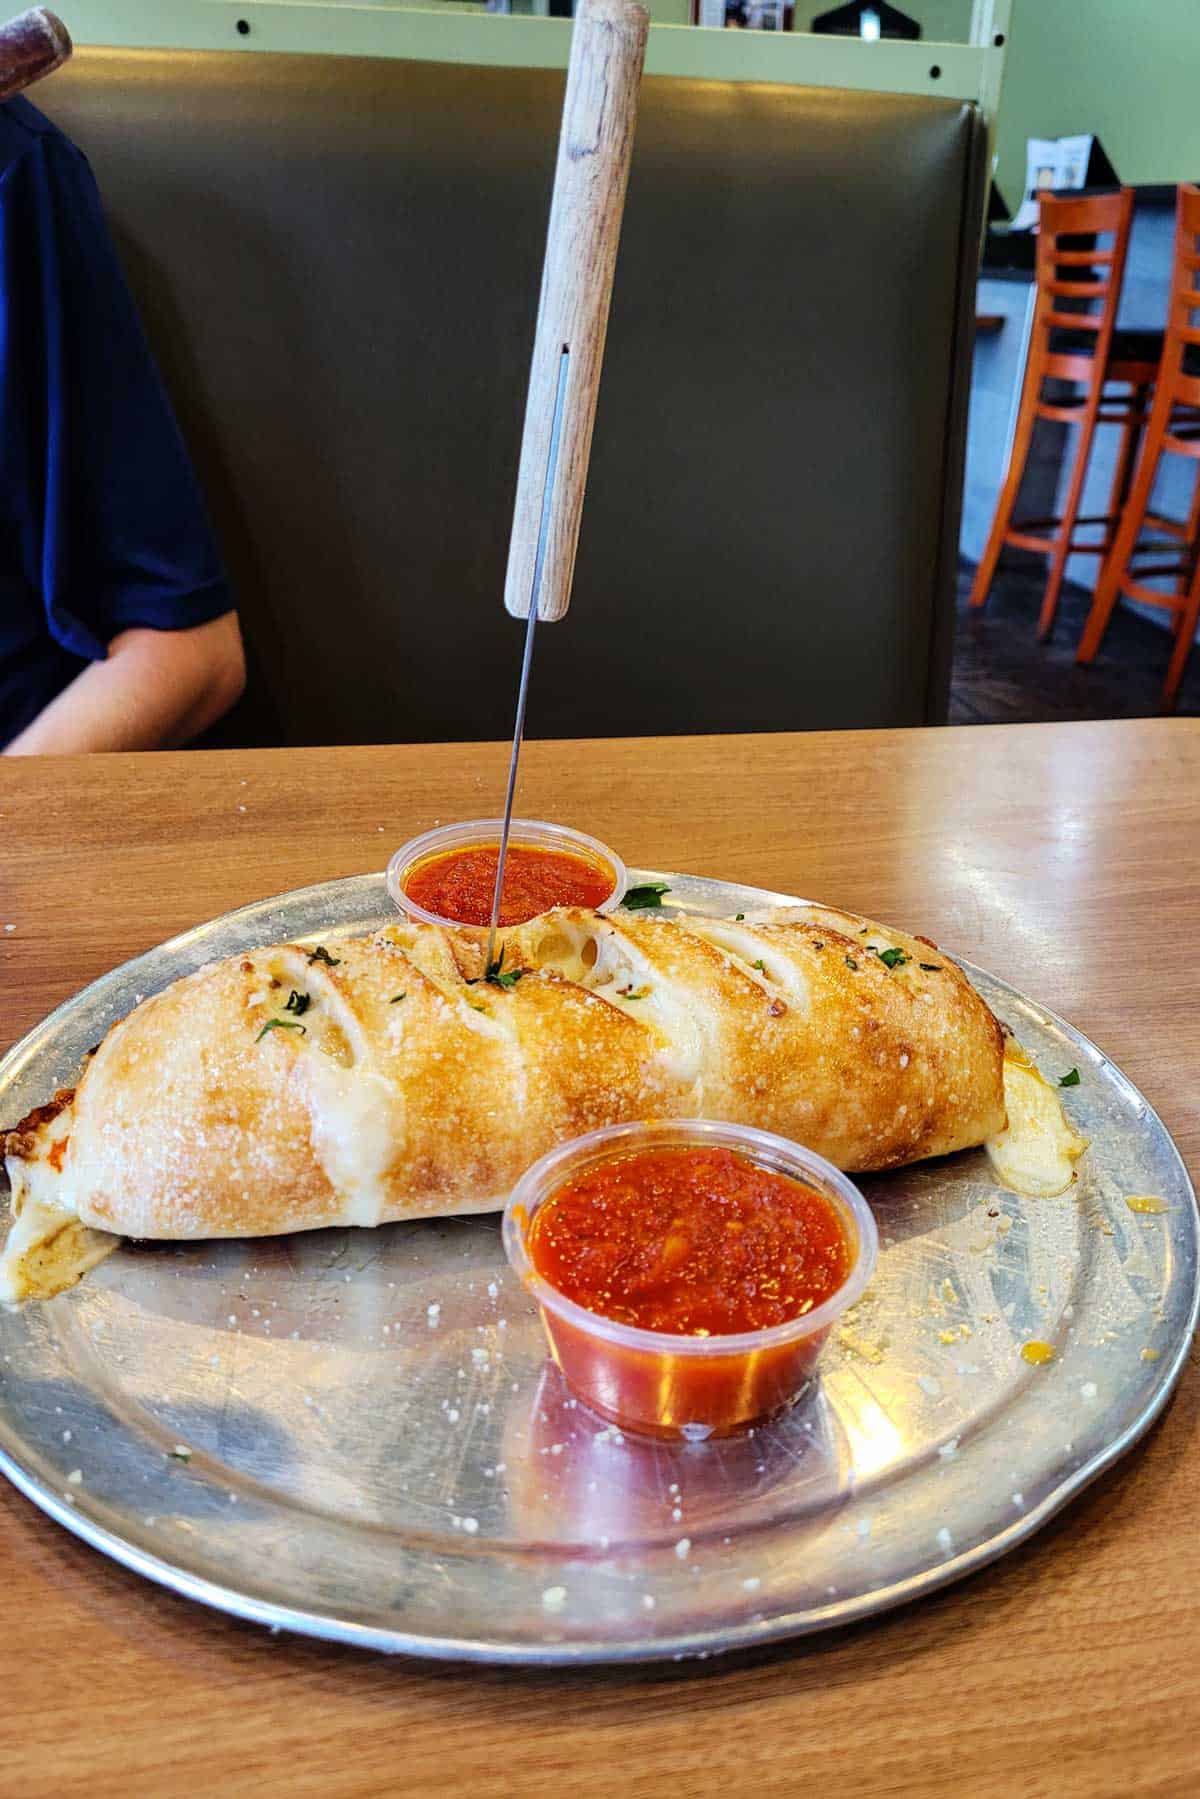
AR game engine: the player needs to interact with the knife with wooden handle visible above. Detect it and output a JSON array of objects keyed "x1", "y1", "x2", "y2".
[{"x1": 486, "y1": 0, "x2": 649, "y2": 972}]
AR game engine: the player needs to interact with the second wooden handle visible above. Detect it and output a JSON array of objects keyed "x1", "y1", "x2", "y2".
[
  {"x1": 504, "y1": 0, "x2": 649, "y2": 622},
  {"x1": 0, "y1": 9, "x2": 71, "y2": 103}
]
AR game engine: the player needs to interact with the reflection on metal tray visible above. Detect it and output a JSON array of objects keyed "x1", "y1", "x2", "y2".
[{"x1": 0, "y1": 872, "x2": 1195, "y2": 1664}]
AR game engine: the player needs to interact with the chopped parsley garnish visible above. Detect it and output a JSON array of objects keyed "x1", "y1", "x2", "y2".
[
  {"x1": 307, "y1": 945, "x2": 341, "y2": 967},
  {"x1": 283, "y1": 989, "x2": 311, "y2": 1016},
  {"x1": 390, "y1": 992, "x2": 407, "y2": 1004},
  {"x1": 1059, "y1": 1067, "x2": 1081, "y2": 1088},
  {"x1": 735, "y1": 912, "x2": 745, "y2": 922},
  {"x1": 875, "y1": 947, "x2": 909, "y2": 971},
  {"x1": 256, "y1": 1018, "x2": 307, "y2": 1044},
  {"x1": 919, "y1": 962, "x2": 942, "y2": 972},
  {"x1": 620, "y1": 985, "x2": 652, "y2": 1000},
  {"x1": 622, "y1": 882, "x2": 670, "y2": 911},
  {"x1": 845, "y1": 955, "x2": 859, "y2": 971},
  {"x1": 167, "y1": 1446, "x2": 192, "y2": 1463},
  {"x1": 485, "y1": 947, "x2": 526, "y2": 990},
  {"x1": 751, "y1": 959, "x2": 766, "y2": 972}
]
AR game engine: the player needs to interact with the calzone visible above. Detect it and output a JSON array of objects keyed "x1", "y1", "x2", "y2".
[{"x1": 2, "y1": 904, "x2": 1006, "y2": 1242}]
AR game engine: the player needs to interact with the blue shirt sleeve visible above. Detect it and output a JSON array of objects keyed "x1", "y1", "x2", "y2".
[{"x1": 0, "y1": 121, "x2": 233, "y2": 669}]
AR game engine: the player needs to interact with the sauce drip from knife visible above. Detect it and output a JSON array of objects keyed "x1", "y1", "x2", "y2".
[{"x1": 404, "y1": 843, "x2": 614, "y2": 926}]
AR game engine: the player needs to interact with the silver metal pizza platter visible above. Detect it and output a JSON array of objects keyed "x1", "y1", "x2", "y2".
[{"x1": 0, "y1": 872, "x2": 1194, "y2": 1664}]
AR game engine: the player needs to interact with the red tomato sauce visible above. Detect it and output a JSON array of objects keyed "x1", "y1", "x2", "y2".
[
  {"x1": 527, "y1": 1145, "x2": 852, "y2": 1337},
  {"x1": 403, "y1": 843, "x2": 614, "y2": 927}
]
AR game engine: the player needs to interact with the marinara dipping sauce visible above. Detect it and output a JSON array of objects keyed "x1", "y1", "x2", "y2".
[
  {"x1": 387, "y1": 818, "x2": 626, "y2": 929},
  {"x1": 503, "y1": 1120, "x2": 878, "y2": 1439}
]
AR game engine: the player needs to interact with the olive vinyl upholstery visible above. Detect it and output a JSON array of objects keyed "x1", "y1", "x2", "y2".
[{"x1": 38, "y1": 50, "x2": 985, "y2": 744}]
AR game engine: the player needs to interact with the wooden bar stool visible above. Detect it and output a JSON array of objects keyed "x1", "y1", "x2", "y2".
[
  {"x1": 1076, "y1": 184, "x2": 1200, "y2": 710},
  {"x1": 969, "y1": 188, "x2": 1161, "y2": 638}
]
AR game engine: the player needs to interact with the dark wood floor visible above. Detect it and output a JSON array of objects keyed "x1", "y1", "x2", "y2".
[{"x1": 950, "y1": 560, "x2": 1200, "y2": 724}]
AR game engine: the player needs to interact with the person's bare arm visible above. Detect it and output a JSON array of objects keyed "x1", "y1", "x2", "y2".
[{"x1": 4, "y1": 611, "x2": 246, "y2": 755}]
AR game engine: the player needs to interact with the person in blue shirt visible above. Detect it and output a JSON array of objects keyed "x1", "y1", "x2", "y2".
[{"x1": 0, "y1": 96, "x2": 244, "y2": 754}]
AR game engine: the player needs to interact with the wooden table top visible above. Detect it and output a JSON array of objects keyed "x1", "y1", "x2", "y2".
[{"x1": 2, "y1": 718, "x2": 1198, "y2": 1798}]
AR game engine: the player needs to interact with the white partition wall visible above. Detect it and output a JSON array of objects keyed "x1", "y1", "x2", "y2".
[{"x1": 56, "y1": 1, "x2": 1010, "y2": 122}]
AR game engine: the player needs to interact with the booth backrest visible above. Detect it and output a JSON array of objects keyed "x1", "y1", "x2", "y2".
[{"x1": 39, "y1": 49, "x2": 984, "y2": 744}]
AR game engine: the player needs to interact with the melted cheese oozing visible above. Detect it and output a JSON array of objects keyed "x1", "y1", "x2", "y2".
[
  {"x1": 687, "y1": 920, "x2": 811, "y2": 1005},
  {"x1": 530, "y1": 916, "x2": 702, "y2": 1085},
  {"x1": 304, "y1": 1056, "x2": 400, "y2": 1228},
  {"x1": 0, "y1": 1156, "x2": 118, "y2": 1307},
  {"x1": 986, "y1": 1050, "x2": 1088, "y2": 1198},
  {"x1": 268, "y1": 950, "x2": 405, "y2": 1225}
]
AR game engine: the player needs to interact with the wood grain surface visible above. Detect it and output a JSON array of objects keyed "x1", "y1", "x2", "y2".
[{"x1": 1, "y1": 719, "x2": 1197, "y2": 1799}]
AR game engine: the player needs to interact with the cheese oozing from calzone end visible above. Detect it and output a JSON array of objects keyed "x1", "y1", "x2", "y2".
[
  {"x1": 986, "y1": 1041, "x2": 1088, "y2": 1198},
  {"x1": 0, "y1": 1103, "x2": 118, "y2": 1306}
]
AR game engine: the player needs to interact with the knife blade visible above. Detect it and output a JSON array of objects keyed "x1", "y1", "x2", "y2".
[
  {"x1": 484, "y1": 0, "x2": 648, "y2": 969},
  {"x1": 485, "y1": 347, "x2": 571, "y2": 975}
]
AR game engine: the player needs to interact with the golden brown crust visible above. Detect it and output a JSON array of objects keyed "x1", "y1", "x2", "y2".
[
  {"x1": 2, "y1": 1088, "x2": 77, "y2": 1163},
  {"x1": 7, "y1": 905, "x2": 1006, "y2": 1240}
]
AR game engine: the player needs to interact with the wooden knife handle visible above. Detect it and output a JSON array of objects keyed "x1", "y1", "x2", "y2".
[
  {"x1": 0, "y1": 10, "x2": 72, "y2": 103},
  {"x1": 504, "y1": 0, "x2": 649, "y2": 622}
]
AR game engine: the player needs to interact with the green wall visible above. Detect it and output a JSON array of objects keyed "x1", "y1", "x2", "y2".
[
  {"x1": 645, "y1": 0, "x2": 1200, "y2": 211},
  {"x1": 995, "y1": 0, "x2": 1200, "y2": 208}
]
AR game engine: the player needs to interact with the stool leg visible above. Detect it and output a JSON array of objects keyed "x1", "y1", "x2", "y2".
[
  {"x1": 1077, "y1": 381, "x2": 1173, "y2": 664},
  {"x1": 969, "y1": 358, "x2": 1042, "y2": 612},
  {"x1": 1173, "y1": 454, "x2": 1200, "y2": 630},
  {"x1": 1162, "y1": 558, "x2": 1200, "y2": 711},
  {"x1": 1037, "y1": 392, "x2": 1103, "y2": 641},
  {"x1": 1104, "y1": 383, "x2": 1147, "y2": 549}
]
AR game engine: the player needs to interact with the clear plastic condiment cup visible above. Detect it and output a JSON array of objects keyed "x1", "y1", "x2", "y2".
[
  {"x1": 502, "y1": 1118, "x2": 878, "y2": 1441},
  {"x1": 386, "y1": 817, "x2": 627, "y2": 929}
]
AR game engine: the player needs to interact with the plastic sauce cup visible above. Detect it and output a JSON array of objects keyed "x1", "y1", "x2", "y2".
[
  {"x1": 386, "y1": 817, "x2": 627, "y2": 929},
  {"x1": 502, "y1": 1119, "x2": 878, "y2": 1441}
]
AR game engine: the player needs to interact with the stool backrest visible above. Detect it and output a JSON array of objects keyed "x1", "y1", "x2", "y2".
[
  {"x1": 1165, "y1": 183, "x2": 1200, "y2": 405},
  {"x1": 1033, "y1": 188, "x2": 1134, "y2": 381}
]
